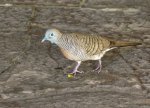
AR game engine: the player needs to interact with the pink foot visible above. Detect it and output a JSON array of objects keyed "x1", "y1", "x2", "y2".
[
  {"x1": 92, "y1": 60, "x2": 102, "y2": 73},
  {"x1": 70, "y1": 70, "x2": 84, "y2": 76},
  {"x1": 69, "y1": 61, "x2": 83, "y2": 75}
]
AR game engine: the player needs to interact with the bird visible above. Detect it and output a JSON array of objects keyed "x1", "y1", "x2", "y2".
[{"x1": 42, "y1": 28, "x2": 141, "y2": 75}]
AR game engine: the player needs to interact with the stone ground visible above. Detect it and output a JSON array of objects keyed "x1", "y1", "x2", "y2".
[{"x1": 0, "y1": 0, "x2": 150, "y2": 108}]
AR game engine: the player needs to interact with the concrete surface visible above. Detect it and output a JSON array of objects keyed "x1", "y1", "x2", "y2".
[{"x1": 0, "y1": 0, "x2": 150, "y2": 108}]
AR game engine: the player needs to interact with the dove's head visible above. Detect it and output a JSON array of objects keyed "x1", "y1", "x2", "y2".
[{"x1": 42, "y1": 29, "x2": 62, "y2": 44}]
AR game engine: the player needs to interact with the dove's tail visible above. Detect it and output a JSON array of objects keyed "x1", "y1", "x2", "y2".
[{"x1": 110, "y1": 40, "x2": 142, "y2": 48}]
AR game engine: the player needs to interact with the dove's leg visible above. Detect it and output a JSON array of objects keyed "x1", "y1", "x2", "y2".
[
  {"x1": 93, "y1": 59, "x2": 102, "y2": 73},
  {"x1": 70, "y1": 61, "x2": 83, "y2": 75}
]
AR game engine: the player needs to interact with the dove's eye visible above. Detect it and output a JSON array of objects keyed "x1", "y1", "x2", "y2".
[{"x1": 51, "y1": 33, "x2": 54, "y2": 36}]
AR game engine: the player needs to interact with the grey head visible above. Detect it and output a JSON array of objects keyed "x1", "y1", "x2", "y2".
[{"x1": 41, "y1": 29, "x2": 62, "y2": 44}]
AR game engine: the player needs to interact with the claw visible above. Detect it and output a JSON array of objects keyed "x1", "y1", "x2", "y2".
[
  {"x1": 92, "y1": 59, "x2": 102, "y2": 73},
  {"x1": 69, "y1": 61, "x2": 83, "y2": 75},
  {"x1": 71, "y1": 70, "x2": 84, "y2": 76}
]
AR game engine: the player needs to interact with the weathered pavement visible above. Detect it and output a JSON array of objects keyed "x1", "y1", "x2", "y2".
[{"x1": 0, "y1": 0, "x2": 150, "y2": 108}]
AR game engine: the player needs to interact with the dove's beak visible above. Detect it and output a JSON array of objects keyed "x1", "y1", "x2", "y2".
[
  {"x1": 41, "y1": 39, "x2": 45, "y2": 43},
  {"x1": 41, "y1": 37, "x2": 46, "y2": 43}
]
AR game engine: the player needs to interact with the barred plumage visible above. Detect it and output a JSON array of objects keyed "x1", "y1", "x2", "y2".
[
  {"x1": 42, "y1": 29, "x2": 141, "y2": 75},
  {"x1": 56, "y1": 33, "x2": 112, "y2": 61}
]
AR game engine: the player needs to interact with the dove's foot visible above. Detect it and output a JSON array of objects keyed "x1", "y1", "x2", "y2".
[
  {"x1": 70, "y1": 70, "x2": 84, "y2": 76},
  {"x1": 92, "y1": 59, "x2": 102, "y2": 73},
  {"x1": 68, "y1": 61, "x2": 83, "y2": 76},
  {"x1": 92, "y1": 66, "x2": 101, "y2": 73}
]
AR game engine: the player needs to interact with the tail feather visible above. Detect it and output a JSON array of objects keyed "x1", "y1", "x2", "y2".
[{"x1": 110, "y1": 40, "x2": 142, "y2": 48}]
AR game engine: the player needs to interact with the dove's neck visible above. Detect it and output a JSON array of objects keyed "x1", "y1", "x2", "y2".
[
  {"x1": 52, "y1": 33, "x2": 63, "y2": 44},
  {"x1": 56, "y1": 34, "x2": 72, "y2": 50}
]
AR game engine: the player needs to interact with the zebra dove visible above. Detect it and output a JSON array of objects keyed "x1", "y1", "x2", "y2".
[{"x1": 42, "y1": 29, "x2": 141, "y2": 75}]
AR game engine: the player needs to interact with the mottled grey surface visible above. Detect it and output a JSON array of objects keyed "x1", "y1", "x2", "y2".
[{"x1": 0, "y1": 0, "x2": 150, "y2": 108}]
